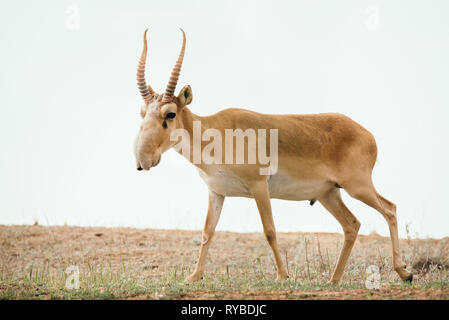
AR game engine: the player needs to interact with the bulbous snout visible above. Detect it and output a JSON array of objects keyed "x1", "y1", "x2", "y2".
[
  {"x1": 136, "y1": 156, "x2": 161, "y2": 171},
  {"x1": 134, "y1": 124, "x2": 163, "y2": 172}
]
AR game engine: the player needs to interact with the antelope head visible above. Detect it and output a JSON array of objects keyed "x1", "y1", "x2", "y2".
[{"x1": 134, "y1": 29, "x2": 193, "y2": 171}]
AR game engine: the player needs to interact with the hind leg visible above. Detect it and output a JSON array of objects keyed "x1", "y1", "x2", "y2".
[
  {"x1": 343, "y1": 178, "x2": 412, "y2": 281},
  {"x1": 319, "y1": 188, "x2": 360, "y2": 283}
]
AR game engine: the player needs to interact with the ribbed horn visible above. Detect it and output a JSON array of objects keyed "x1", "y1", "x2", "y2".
[
  {"x1": 137, "y1": 29, "x2": 155, "y2": 103},
  {"x1": 162, "y1": 29, "x2": 186, "y2": 103}
]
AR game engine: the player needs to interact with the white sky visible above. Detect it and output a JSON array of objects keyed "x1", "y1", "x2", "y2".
[{"x1": 1, "y1": 0, "x2": 448, "y2": 238}]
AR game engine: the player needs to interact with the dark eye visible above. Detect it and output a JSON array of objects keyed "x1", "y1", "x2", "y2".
[
  {"x1": 166, "y1": 112, "x2": 176, "y2": 119},
  {"x1": 163, "y1": 112, "x2": 176, "y2": 128}
]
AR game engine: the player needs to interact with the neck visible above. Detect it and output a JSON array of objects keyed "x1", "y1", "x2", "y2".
[
  {"x1": 179, "y1": 106, "x2": 203, "y2": 133},
  {"x1": 174, "y1": 106, "x2": 207, "y2": 166}
]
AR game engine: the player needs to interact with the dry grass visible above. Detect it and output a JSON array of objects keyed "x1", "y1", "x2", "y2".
[{"x1": 0, "y1": 225, "x2": 448, "y2": 299}]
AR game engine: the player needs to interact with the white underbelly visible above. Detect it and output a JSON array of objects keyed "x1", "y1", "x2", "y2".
[
  {"x1": 197, "y1": 168, "x2": 251, "y2": 197},
  {"x1": 197, "y1": 168, "x2": 332, "y2": 201},
  {"x1": 267, "y1": 173, "x2": 332, "y2": 200}
]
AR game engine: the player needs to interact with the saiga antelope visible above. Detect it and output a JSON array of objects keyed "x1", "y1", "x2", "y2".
[{"x1": 133, "y1": 29, "x2": 413, "y2": 283}]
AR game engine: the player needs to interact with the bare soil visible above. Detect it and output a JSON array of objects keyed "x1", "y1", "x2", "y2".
[{"x1": 0, "y1": 225, "x2": 448, "y2": 299}]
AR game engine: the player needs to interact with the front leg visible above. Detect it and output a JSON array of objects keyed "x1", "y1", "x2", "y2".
[
  {"x1": 251, "y1": 179, "x2": 288, "y2": 281},
  {"x1": 186, "y1": 189, "x2": 225, "y2": 282}
]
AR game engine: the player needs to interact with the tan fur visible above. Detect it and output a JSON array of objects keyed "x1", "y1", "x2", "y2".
[
  {"x1": 134, "y1": 92, "x2": 412, "y2": 283},
  {"x1": 134, "y1": 30, "x2": 411, "y2": 283}
]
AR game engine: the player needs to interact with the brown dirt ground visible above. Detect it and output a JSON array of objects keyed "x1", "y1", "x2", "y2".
[{"x1": 0, "y1": 225, "x2": 448, "y2": 299}]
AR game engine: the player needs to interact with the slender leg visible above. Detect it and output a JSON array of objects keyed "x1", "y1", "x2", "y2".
[
  {"x1": 186, "y1": 189, "x2": 225, "y2": 282},
  {"x1": 375, "y1": 193, "x2": 412, "y2": 280},
  {"x1": 344, "y1": 179, "x2": 412, "y2": 281},
  {"x1": 319, "y1": 188, "x2": 360, "y2": 283},
  {"x1": 251, "y1": 180, "x2": 288, "y2": 280}
]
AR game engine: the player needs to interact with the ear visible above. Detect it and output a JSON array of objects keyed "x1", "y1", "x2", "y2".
[{"x1": 177, "y1": 85, "x2": 193, "y2": 107}]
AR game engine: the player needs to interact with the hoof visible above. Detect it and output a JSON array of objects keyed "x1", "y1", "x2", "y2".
[
  {"x1": 185, "y1": 273, "x2": 203, "y2": 282},
  {"x1": 327, "y1": 279, "x2": 339, "y2": 285},
  {"x1": 404, "y1": 272, "x2": 413, "y2": 283},
  {"x1": 276, "y1": 274, "x2": 289, "y2": 281}
]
